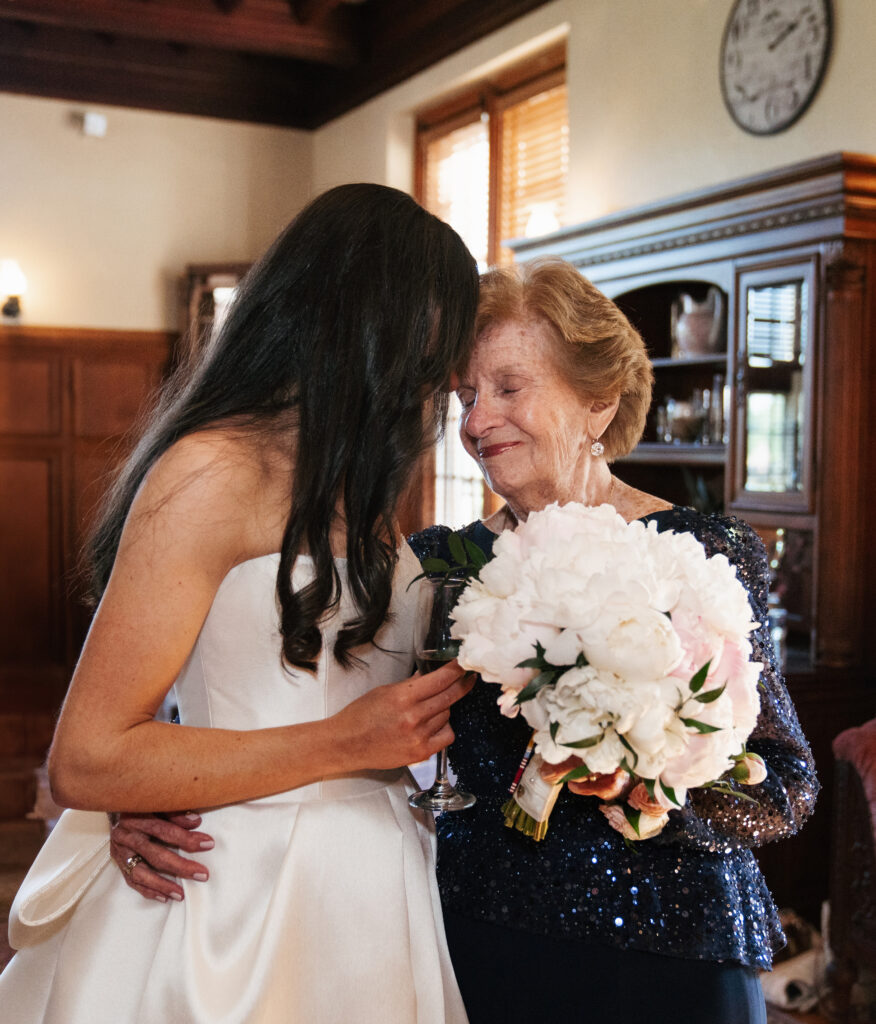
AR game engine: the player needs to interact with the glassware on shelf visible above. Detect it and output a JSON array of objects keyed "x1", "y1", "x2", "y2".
[
  {"x1": 670, "y1": 287, "x2": 725, "y2": 358},
  {"x1": 710, "y1": 373, "x2": 728, "y2": 445},
  {"x1": 657, "y1": 393, "x2": 708, "y2": 444}
]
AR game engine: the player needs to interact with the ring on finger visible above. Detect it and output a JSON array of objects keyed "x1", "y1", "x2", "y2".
[{"x1": 123, "y1": 853, "x2": 144, "y2": 876}]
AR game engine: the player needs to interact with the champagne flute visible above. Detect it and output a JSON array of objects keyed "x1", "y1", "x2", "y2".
[{"x1": 408, "y1": 576, "x2": 476, "y2": 811}]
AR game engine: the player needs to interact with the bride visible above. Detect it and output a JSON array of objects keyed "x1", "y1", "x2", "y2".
[{"x1": 0, "y1": 183, "x2": 477, "y2": 1023}]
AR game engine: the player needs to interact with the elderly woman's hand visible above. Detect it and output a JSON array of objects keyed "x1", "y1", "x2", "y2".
[
  {"x1": 539, "y1": 758, "x2": 633, "y2": 801},
  {"x1": 109, "y1": 812, "x2": 214, "y2": 902}
]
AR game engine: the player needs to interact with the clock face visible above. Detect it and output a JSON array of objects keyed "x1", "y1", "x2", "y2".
[{"x1": 721, "y1": 0, "x2": 832, "y2": 135}]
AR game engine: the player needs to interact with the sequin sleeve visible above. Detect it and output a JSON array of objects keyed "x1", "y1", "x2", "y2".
[{"x1": 654, "y1": 510, "x2": 819, "y2": 852}]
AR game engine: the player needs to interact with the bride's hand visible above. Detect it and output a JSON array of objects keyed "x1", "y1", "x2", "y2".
[
  {"x1": 539, "y1": 759, "x2": 632, "y2": 800},
  {"x1": 332, "y1": 661, "x2": 476, "y2": 770},
  {"x1": 109, "y1": 812, "x2": 214, "y2": 902}
]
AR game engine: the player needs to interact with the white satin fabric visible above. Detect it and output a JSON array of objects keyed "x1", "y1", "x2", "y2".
[{"x1": 2, "y1": 546, "x2": 468, "y2": 1024}]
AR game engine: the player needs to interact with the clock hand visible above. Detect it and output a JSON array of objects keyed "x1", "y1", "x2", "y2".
[
  {"x1": 768, "y1": 19, "x2": 799, "y2": 51},
  {"x1": 734, "y1": 84, "x2": 763, "y2": 103}
]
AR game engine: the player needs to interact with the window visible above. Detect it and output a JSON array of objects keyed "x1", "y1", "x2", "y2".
[
  {"x1": 416, "y1": 44, "x2": 568, "y2": 526},
  {"x1": 417, "y1": 43, "x2": 567, "y2": 270}
]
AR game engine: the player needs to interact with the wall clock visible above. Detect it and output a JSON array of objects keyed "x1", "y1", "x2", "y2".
[{"x1": 720, "y1": 0, "x2": 832, "y2": 135}]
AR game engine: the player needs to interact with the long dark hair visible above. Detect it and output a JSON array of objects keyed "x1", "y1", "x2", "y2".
[{"x1": 87, "y1": 183, "x2": 478, "y2": 670}]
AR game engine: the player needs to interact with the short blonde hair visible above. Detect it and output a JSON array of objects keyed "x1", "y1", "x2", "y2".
[{"x1": 475, "y1": 257, "x2": 653, "y2": 460}]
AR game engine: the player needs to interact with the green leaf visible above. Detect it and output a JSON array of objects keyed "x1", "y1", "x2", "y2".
[
  {"x1": 694, "y1": 683, "x2": 727, "y2": 704},
  {"x1": 516, "y1": 654, "x2": 548, "y2": 670},
  {"x1": 562, "y1": 733, "x2": 603, "y2": 750},
  {"x1": 660, "y1": 781, "x2": 681, "y2": 806},
  {"x1": 702, "y1": 782, "x2": 759, "y2": 805},
  {"x1": 622, "y1": 804, "x2": 642, "y2": 837},
  {"x1": 688, "y1": 660, "x2": 712, "y2": 693},
  {"x1": 558, "y1": 764, "x2": 593, "y2": 783},
  {"x1": 575, "y1": 651, "x2": 589, "y2": 668},
  {"x1": 549, "y1": 720, "x2": 559, "y2": 743},
  {"x1": 680, "y1": 717, "x2": 722, "y2": 734},
  {"x1": 514, "y1": 669, "x2": 558, "y2": 704},
  {"x1": 644, "y1": 778, "x2": 656, "y2": 800},
  {"x1": 421, "y1": 557, "x2": 450, "y2": 574},
  {"x1": 447, "y1": 531, "x2": 467, "y2": 567},
  {"x1": 463, "y1": 538, "x2": 488, "y2": 568},
  {"x1": 618, "y1": 733, "x2": 639, "y2": 768}
]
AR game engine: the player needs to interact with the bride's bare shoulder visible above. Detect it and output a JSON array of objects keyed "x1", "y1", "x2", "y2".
[{"x1": 130, "y1": 426, "x2": 293, "y2": 552}]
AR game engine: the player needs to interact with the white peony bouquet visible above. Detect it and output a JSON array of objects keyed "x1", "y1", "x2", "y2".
[{"x1": 450, "y1": 502, "x2": 766, "y2": 842}]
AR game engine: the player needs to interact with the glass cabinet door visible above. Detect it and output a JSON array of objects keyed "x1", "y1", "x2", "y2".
[{"x1": 731, "y1": 260, "x2": 816, "y2": 512}]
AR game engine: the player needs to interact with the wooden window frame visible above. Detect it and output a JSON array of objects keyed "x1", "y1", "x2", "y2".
[
  {"x1": 410, "y1": 43, "x2": 566, "y2": 529},
  {"x1": 415, "y1": 41, "x2": 566, "y2": 268}
]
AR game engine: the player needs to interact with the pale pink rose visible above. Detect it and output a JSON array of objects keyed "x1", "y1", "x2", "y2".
[
  {"x1": 733, "y1": 752, "x2": 767, "y2": 785},
  {"x1": 627, "y1": 781, "x2": 678, "y2": 815},
  {"x1": 600, "y1": 802, "x2": 669, "y2": 840},
  {"x1": 567, "y1": 768, "x2": 632, "y2": 800}
]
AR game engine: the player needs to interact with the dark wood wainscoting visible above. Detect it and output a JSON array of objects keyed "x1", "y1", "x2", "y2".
[{"x1": 0, "y1": 326, "x2": 173, "y2": 813}]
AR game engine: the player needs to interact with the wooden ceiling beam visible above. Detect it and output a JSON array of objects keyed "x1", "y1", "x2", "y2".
[
  {"x1": 0, "y1": 0, "x2": 361, "y2": 65},
  {"x1": 0, "y1": 20, "x2": 316, "y2": 127},
  {"x1": 290, "y1": 0, "x2": 349, "y2": 25},
  {"x1": 310, "y1": 0, "x2": 558, "y2": 125}
]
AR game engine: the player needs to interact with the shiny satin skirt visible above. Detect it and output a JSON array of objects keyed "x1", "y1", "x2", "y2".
[{"x1": 1, "y1": 772, "x2": 468, "y2": 1024}]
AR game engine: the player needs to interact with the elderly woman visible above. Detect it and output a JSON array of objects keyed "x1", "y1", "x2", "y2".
[{"x1": 109, "y1": 258, "x2": 817, "y2": 1024}]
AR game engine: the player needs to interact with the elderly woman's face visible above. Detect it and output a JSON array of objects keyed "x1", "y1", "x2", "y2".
[{"x1": 455, "y1": 318, "x2": 594, "y2": 513}]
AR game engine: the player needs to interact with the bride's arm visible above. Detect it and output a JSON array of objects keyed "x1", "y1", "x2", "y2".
[{"x1": 49, "y1": 435, "x2": 472, "y2": 812}]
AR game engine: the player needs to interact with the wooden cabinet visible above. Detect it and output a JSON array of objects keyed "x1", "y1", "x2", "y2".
[
  {"x1": 510, "y1": 152, "x2": 876, "y2": 921},
  {"x1": 511, "y1": 152, "x2": 876, "y2": 676},
  {"x1": 0, "y1": 327, "x2": 172, "y2": 774}
]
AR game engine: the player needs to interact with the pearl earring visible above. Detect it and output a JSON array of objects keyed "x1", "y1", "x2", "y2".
[{"x1": 590, "y1": 436, "x2": 605, "y2": 458}]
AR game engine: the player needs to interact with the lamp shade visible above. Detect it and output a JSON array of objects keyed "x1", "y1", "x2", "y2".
[{"x1": 0, "y1": 260, "x2": 27, "y2": 296}]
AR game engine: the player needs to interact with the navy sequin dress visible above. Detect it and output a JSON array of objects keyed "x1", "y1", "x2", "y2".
[{"x1": 409, "y1": 508, "x2": 818, "y2": 1022}]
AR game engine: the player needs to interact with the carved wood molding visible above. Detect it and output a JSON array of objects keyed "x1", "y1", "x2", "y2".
[
  {"x1": 511, "y1": 153, "x2": 876, "y2": 274},
  {"x1": 570, "y1": 201, "x2": 848, "y2": 269}
]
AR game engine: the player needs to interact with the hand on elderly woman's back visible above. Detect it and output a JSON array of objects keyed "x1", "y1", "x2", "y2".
[{"x1": 110, "y1": 811, "x2": 214, "y2": 902}]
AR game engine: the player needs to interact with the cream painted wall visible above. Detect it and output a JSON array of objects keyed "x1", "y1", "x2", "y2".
[
  {"x1": 313, "y1": 0, "x2": 876, "y2": 225},
  {"x1": 0, "y1": 94, "x2": 311, "y2": 329},
  {"x1": 3, "y1": 0, "x2": 874, "y2": 329}
]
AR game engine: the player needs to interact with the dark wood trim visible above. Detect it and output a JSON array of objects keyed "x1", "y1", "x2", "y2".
[{"x1": 0, "y1": 325, "x2": 177, "y2": 350}]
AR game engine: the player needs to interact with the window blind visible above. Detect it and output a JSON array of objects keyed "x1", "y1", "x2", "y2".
[
  {"x1": 498, "y1": 80, "x2": 568, "y2": 264},
  {"x1": 421, "y1": 116, "x2": 490, "y2": 269}
]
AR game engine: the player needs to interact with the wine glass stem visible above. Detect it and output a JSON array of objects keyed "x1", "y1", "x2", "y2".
[{"x1": 435, "y1": 747, "x2": 451, "y2": 786}]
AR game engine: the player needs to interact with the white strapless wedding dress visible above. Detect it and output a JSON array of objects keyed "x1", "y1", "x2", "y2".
[{"x1": 1, "y1": 545, "x2": 468, "y2": 1024}]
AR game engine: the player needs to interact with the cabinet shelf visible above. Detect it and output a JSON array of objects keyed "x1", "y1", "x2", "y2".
[
  {"x1": 622, "y1": 442, "x2": 727, "y2": 466},
  {"x1": 650, "y1": 355, "x2": 727, "y2": 369}
]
